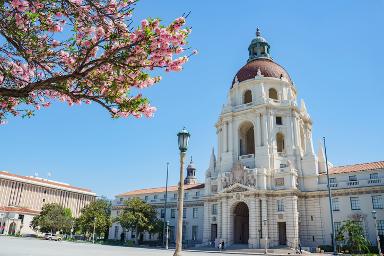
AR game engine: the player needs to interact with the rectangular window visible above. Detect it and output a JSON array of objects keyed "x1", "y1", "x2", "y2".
[
  {"x1": 192, "y1": 225, "x2": 198, "y2": 241},
  {"x1": 184, "y1": 192, "x2": 188, "y2": 199},
  {"x1": 378, "y1": 220, "x2": 384, "y2": 236},
  {"x1": 144, "y1": 196, "x2": 148, "y2": 201},
  {"x1": 329, "y1": 178, "x2": 336, "y2": 183},
  {"x1": 370, "y1": 173, "x2": 379, "y2": 180},
  {"x1": 334, "y1": 222, "x2": 342, "y2": 233},
  {"x1": 119, "y1": 197, "x2": 123, "y2": 202},
  {"x1": 212, "y1": 204, "x2": 218, "y2": 215},
  {"x1": 183, "y1": 208, "x2": 187, "y2": 218},
  {"x1": 372, "y1": 195, "x2": 383, "y2": 209},
  {"x1": 171, "y1": 209, "x2": 176, "y2": 218},
  {"x1": 349, "y1": 175, "x2": 357, "y2": 181},
  {"x1": 275, "y1": 178, "x2": 285, "y2": 186},
  {"x1": 193, "y1": 208, "x2": 198, "y2": 218},
  {"x1": 160, "y1": 209, "x2": 165, "y2": 218},
  {"x1": 277, "y1": 199, "x2": 284, "y2": 212},
  {"x1": 163, "y1": 194, "x2": 167, "y2": 199},
  {"x1": 154, "y1": 195, "x2": 158, "y2": 200},
  {"x1": 350, "y1": 197, "x2": 360, "y2": 210},
  {"x1": 173, "y1": 193, "x2": 177, "y2": 199},
  {"x1": 195, "y1": 191, "x2": 200, "y2": 197},
  {"x1": 276, "y1": 116, "x2": 282, "y2": 125},
  {"x1": 332, "y1": 198, "x2": 340, "y2": 211}
]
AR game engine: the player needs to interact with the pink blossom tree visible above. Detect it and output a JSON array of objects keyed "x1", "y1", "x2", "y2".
[{"x1": 0, "y1": 0, "x2": 196, "y2": 124}]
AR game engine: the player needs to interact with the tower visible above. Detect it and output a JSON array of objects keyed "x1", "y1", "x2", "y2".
[{"x1": 185, "y1": 157, "x2": 198, "y2": 185}]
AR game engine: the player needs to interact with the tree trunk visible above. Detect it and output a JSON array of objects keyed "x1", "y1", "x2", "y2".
[{"x1": 135, "y1": 226, "x2": 139, "y2": 245}]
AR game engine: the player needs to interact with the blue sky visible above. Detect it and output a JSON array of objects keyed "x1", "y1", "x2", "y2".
[{"x1": 1, "y1": 1, "x2": 383, "y2": 198}]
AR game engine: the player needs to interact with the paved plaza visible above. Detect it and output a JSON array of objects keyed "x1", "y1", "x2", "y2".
[{"x1": 0, "y1": 236, "x2": 310, "y2": 256}]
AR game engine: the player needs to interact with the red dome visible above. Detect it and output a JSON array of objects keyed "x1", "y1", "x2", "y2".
[{"x1": 231, "y1": 58, "x2": 292, "y2": 87}]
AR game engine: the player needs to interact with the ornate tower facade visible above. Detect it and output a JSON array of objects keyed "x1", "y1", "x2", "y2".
[{"x1": 204, "y1": 29, "x2": 320, "y2": 248}]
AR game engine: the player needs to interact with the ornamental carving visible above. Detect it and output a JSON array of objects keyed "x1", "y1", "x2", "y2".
[{"x1": 221, "y1": 161, "x2": 257, "y2": 189}]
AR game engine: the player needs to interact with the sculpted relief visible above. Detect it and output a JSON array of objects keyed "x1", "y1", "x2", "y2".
[{"x1": 221, "y1": 161, "x2": 257, "y2": 189}]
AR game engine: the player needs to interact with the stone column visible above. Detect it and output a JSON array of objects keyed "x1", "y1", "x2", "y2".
[
  {"x1": 248, "y1": 198, "x2": 258, "y2": 248},
  {"x1": 255, "y1": 114, "x2": 261, "y2": 147},
  {"x1": 260, "y1": 196, "x2": 268, "y2": 248},
  {"x1": 222, "y1": 197, "x2": 228, "y2": 242},
  {"x1": 203, "y1": 202, "x2": 210, "y2": 243}
]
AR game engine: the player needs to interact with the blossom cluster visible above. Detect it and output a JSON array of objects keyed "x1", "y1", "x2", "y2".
[{"x1": 0, "y1": 0, "x2": 196, "y2": 124}]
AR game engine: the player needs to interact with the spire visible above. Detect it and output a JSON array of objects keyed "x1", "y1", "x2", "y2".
[
  {"x1": 209, "y1": 147, "x2": 216, "y2": 171},
  {"x1": 305, "y1": 135, "x2": 315, "y2": 156},
  {"x1": 317, "y1": 140, "x2": 326, "y2": 173},
  {"x1": 300, "y1": 99, "x2": 307, "y2": 114},
  {"x1": 248, "y1": 27, "x2": 271, "y2": 62}
]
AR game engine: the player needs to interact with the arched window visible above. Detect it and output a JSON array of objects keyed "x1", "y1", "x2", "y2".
[
  {"x1": 239, "y1": 121, "x2": 255, "y2": 156},
  {"x1": 243, "y1": 90, "x2": 252, "y2": 104},
  {"x1": 276, "y1": 133, "x2": 285, "y2": 153},
  {"x1": 269, "y1": 88, "x2": 278, "y2": 100}
]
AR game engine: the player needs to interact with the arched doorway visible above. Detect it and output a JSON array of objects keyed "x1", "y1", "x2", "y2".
[
  {"x1": 239, "y1": 121, "x2": 255, "y2": 156},
  {"x1": 233, "y1": 202, "x2": 249, "y2": 244},
  {"x1": 8, "y1": 222, "x2": 16, "y2": 235}
]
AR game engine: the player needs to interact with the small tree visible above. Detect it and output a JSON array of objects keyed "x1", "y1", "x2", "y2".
[
  {"x1": 76, "y1": 198, "x2": 112, "y2": 240},
  {"x1": 337, "y1": 219, "x2": 370, "y2": 253},
  {"x1": 116, "y1": 198, "x2": 160, "y2": 244},
  {"x1": 31, "y1": 203, "x2": 73, "y2": 234}
]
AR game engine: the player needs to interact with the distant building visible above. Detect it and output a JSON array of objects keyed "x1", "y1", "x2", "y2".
[
  {"x1": 0, "y1": 171, "x2": 96, "y2": 235},
  {"x1": 109, "y1": 29, "x2": 384, "y2": 250}
]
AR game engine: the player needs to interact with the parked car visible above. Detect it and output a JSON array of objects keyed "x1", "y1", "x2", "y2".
[{"x1": 44, "y1": 233, "x2": 62, "y2": 241}]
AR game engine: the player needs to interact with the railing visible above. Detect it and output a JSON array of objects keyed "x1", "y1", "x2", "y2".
[
  {"x1": 239, "y1": 154, "x2": 254, "y2": 159},
  {"x1": 347, "y1": 181, "x2": 359, "y2": 186},
  {"x1": 329, "y1": 183, "x2": 338, "y2": 188},
  {"x1": 368, "y1": 178, "x2": 382, "y2": 184}
]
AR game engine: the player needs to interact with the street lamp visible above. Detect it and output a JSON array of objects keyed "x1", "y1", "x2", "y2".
[
  {"x1": 372, "y1": 210, "x2": 383, "y2": 256},
  {"x1": 263, "y1": 218, "x2": 268, "y2": 254},
  {"x1": 163, "y1": 162, "x2": 170, "y2": 249},
  {"x1": 174, "y1": 127, "x2": 190, "y2": 256},
  {"x1": 92, "y1": 217, "x2": 96, "y2": 244}
]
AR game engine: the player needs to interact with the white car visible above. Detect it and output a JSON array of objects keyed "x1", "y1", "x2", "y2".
[{"x1": 44, "y1": 233, "x2": 62, "y2": 241}]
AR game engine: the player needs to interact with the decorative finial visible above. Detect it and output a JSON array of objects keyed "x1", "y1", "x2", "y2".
[
  {"x1": 256, "y1": 27, "x2": 261, "y2": 37},
  {"x1": 190, "y1": 156, "x2": 193, "y2": 163}
]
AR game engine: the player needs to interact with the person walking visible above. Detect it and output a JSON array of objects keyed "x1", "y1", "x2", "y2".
[{"x1": 221, "y1": 240, "x2": 225, "y2": 251}]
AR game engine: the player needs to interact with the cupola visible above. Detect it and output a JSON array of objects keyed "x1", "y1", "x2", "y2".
[{"x1": 248, "y1": 28, "x2": 271, "y2": 62}]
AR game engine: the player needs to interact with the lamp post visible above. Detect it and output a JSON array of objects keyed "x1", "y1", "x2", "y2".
[
  {"x1": 263, "y1": 218, "x2": 268, "y2": 254},
  {"x1": 92, "y1": 217, "x2": 96, "y2": 244},
  {"x1": 166, "y1": 221, "x2": 170, "y2": 250},
  {"x1": 372, "y1": 210, "x2": 383, "y2": 256},
  {"x1": 173, "y1": 127, "x2": 190, "y2": 256},
  {"x1": 163, "y1": 162, "x2": 170, "y2": 249},
  {"x1": 323, "y1": 137, "x2": 337, "y2": 255}
]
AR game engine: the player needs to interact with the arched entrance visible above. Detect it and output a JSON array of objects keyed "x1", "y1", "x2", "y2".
[
  {"x1": 8, "y1": 222, "x2": 16, "y2": 235},
  {"x1": 233, "y1": 202, "x2": 249, "y2": 244}
]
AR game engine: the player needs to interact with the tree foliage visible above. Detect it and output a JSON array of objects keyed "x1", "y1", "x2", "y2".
[
  {"x1": 116, "y1": 197, "x2": 161, "y2": 244},
  {"x1": 0, "y1": 0, "x2": 196, "y2": 124},
  {"x1": 31, "y1": 203, "x2": 73, "y2": 233},
  {"x1": 336, "y1": 219, "x2": 371, "y2": 253},
  {"x1": 76, "y1": 198, "x2": 112, "y2": 239}
]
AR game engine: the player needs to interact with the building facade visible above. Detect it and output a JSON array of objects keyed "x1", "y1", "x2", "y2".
[
  {"x1": 0, "y1": 171, "x2": 96, "y2": 235},
  {"x1": 110, "y1": 29, "x2": 384, "y2": 250}
]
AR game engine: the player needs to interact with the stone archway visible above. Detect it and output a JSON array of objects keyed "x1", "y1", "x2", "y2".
[{"x1": 233, "y1": 202, "x2": 249, "y2": 244}]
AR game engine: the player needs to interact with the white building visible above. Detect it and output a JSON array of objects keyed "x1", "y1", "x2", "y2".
[
  {"x1": 0, "y1": 171, "x2": 96, "y2": 236},
  {"x1": 110, "y1": 29, "x2": 384, "y2": 250}
]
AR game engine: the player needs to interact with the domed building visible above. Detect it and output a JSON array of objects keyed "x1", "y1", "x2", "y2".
[{"x1": 109, "y1": 29, "x2": 384, "y2": 252}]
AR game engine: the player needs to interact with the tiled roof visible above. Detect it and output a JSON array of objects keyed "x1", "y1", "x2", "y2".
[
  {"x1": 330, "y1": 161, "x2": 384, "y2": 174},
  {"x1": 0, "y1": 171, "x2": 94, "y2": 193},
  {"x1": 231, "y1": 58, "x2": 292, "y2": 87},
  {"x1": 0, "y1": 206, "x2": 40, "y2": 215},
  {"x1": 117, "y1": 183, "x2": 205, "y2": 197}
]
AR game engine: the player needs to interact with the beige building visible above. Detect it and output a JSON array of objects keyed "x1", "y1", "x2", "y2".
[{"x1": 0, "y1": 171, "x2": 96, "y2": 235}]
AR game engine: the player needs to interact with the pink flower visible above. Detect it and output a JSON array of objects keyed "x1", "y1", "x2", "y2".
[
  {"x1": 143, "y1": 104, "x2": 157, "y2": 118},
  {"x1": 141, "y1": 19, "x2": 149, "y2": 27},
  {"x1": 96, "y1": 26, "x2": 105, "y2": 38},
  {"x1": 11, "y1": 0, "x2": 29, "y2": 12},
  {"x1": 52, "y1": 24, "x2": 63, "y2": 32},
  {"x1": 69, "y1": 0, "x2": 82, "y2": 5}
]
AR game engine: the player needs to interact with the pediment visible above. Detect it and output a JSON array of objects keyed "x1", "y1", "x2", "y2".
[{"x1": 221, "y1": 183, "x2": 253, "y2": 193}]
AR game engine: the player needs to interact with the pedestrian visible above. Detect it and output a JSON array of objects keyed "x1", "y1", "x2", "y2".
[
  {"x1": 218, "y1": 242, "x2": 222, "y2": 251},
  {"x1": 221, "y1": 240, "x2": 225, "y2": 250},
  {"x1": 299, "y1": 243, "x2": 302, "y2": 254}
]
